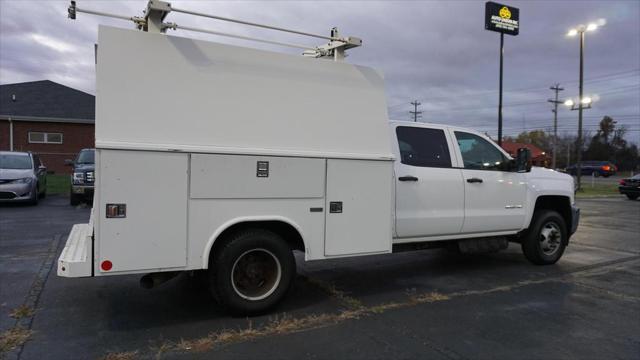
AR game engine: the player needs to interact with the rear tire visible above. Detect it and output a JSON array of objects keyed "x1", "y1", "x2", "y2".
[
  {"x1": 209, "y1": 228, "x2": 295, "y2": 315},
  {"x1": 626, "y1": 194, "x2": 639, "y2": 200},
  {"x1": 70, "y1": 192, "x2": 81, "y2": 206},
  {"x1": 521, "y1": 210, "x2": 567, "y2": 265}
]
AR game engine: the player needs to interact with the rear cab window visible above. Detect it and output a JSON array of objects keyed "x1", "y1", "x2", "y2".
[{"x1": 396, "y1": 126, "x2": 452, "y2": 168}]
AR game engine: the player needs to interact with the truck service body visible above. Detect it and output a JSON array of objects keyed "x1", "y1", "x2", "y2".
[{"x1": 58, "y1": 7, "x2": 579, "y2": 313}]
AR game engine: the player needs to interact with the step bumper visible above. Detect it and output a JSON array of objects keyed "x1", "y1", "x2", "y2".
[{"x1": 58, "y1": 223, "x2": 93, "y2": 277}]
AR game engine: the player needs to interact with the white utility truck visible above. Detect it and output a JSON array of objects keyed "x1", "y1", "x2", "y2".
[{"x1": 59, "y1": 1, "x2": 579, "y2": 314}]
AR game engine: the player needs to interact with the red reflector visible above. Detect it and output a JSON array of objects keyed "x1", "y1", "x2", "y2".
[{"x1": 101, "y1": 260, "x2": 113, "y2": 271}]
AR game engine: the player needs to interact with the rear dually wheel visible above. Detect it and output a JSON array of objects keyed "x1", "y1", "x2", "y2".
[{"x1": 209, "y1": 228, "x2": 296, "y2": 315}]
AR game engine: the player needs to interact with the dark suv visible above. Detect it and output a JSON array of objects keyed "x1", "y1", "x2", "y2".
[
  {"x1": 567, "y1": 161, "x2": 617, "y2": 177},
  {"x1": 67, "y1": 149, "x2": 95, "y2": 205}
]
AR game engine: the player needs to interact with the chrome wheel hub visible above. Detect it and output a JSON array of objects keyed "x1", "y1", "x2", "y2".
[
  {"x1": 540, "y1": 222, "x2": 562, "y2": 256},
  {"x1": 231, "y1": 248, "x2": 281, "y2": 301}
]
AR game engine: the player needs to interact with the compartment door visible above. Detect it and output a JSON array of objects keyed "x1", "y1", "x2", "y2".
[
  {"x1": 98, "y1": 150, "x2": 188, "y2": 273},
  {"x1": 325, "y1": 159, "x2": 393, "y2": 256}
]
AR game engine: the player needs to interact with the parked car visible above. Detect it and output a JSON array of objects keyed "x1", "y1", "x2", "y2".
[
  {"x1": 567, "y1": 161, "x2": 617, "y2": 177},
  {"x1": 619, "y1": 174, "x2": 640, "y2": 200},
  {"x1": 0, "y1": 151, "x2": 47, "y2": 204},
  {"x1": 66, "y1": 149, "x2": 95, "y2": 205}
]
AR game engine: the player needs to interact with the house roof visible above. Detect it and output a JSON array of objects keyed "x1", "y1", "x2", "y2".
[
  {"x1": 501, "y1": 141, "x2": 548, "y2": 158},
  {"x1": 0, "y1": 80, "x2": 95, "y2": 123}
]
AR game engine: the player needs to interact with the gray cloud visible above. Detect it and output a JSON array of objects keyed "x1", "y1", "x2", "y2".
[{"x1": 1, "y1": 0, "x2": 638, "y2": 143}]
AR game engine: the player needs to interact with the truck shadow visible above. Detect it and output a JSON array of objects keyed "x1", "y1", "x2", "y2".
[{"x1": 90, "y1": 245, "x2": 567, "y2": 333}]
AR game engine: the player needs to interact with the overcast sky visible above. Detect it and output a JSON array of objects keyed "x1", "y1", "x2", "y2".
[{"x1": 1, "y1": 0, "x2": 639, "y2": 142}]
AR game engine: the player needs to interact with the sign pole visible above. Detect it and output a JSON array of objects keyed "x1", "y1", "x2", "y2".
[
  {"x1": 485, "y1": 1, "x2": 518, "y2": 146},
  {"x1": 498, "y1": 32, "x2": 504, "y2": 146}
]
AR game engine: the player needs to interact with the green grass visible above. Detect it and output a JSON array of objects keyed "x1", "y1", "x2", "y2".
[
  {"x1": 575, "y1": 183, "x2": 619, "y2": 198},
  {"x1": 46, "y1": 174, "x2": 70, "y2": 195}
]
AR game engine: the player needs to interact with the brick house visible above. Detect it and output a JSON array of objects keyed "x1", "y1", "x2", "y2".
[{"x1": 0, "y1": 80, "x2": 95, "y2": 173}]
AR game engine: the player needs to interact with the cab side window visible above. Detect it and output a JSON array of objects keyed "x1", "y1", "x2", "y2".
[
  {"x1": 396, "y1": 126, "x2": 452, "y2": 168},
  {"x1": 454, "y1": 131, "x2": 507, "y2": 171}
]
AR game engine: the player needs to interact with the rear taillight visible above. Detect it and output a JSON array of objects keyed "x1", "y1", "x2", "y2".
[
  {"x1": 619, "y1": 179, "x2": 626, "y2": 185},
  {"x1": 602, "y1": 165, "x2": 610, "y2": 171}
]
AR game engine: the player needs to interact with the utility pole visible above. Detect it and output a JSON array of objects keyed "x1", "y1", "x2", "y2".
[
  {"x1": 410, "y1": 100, "x2": 422, "y2": 122},
  {"x1": 548, "y1": 84, "x2": 564, "y2": 169}
]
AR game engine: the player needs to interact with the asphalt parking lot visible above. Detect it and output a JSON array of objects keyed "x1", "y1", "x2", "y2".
[{"x1": 1, "y1": 195, "x2": 639, "y2": 359}]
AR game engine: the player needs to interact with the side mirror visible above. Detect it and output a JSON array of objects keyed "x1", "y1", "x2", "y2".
[
  {"x1": 64, "y1": 159, "x2": 74, "y2": 166},
  {"x1": 515, "y1": 148, "x2": 532, "y2": 173}
]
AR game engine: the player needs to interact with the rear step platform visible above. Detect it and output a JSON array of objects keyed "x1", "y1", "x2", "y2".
[{"x1": 58, "y1": 223, "x2": 93, "y2": 277}]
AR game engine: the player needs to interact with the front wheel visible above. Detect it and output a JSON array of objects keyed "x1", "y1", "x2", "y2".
[
  {"x1": 521, "y1": 210, "x2": 567, "y2": 265},
  {"x1": 209, "y1": 229, "x2": 295, "y2": 315},
  {"x1": 626, "y1": 194, "x2": 639, "y2": 200},
  {"x1": 28, "y1": 184, "x2": 39, "y2": 205}
]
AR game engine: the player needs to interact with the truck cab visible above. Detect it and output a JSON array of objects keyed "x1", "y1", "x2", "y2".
[{"x1": 390, "y1": 120, "x2": 579, "y2": 259}]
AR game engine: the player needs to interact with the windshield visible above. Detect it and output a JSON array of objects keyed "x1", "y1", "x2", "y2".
[
  {"x1": 76, "y1": 150, "x2": 95, "y2": 164},
  {"x1": 0, "y1": 154, "x2": 32, "y2": 170}
]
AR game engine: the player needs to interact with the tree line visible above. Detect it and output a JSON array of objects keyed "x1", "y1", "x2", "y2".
[{"x1": 503, "y1": 116, "x2": 639, "y2": 171}]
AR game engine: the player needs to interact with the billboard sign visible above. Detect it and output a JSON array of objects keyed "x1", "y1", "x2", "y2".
[{"x1": 485, "y1": 2, "x2": 519, "y2": 36}]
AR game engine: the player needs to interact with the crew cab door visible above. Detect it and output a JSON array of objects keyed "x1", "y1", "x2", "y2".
[
  {"x1": 393, "y1": 125, "x2": 465, "y2": 238},
  {"x1": 451, "y1": 130, "x2": 527, "y2": 233}
]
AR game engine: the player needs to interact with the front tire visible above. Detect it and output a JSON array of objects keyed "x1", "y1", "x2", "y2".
[
  {"x1": 626, "y1": 194, "x2": 639, "y2": 200},
  {"x1": 28, "y1": 184, "x2": 39, "y2": 205},
  {"x1": 209, "y1": 229, "x2": 295, "y2": 315},
  {"x1": 521, "y1": 210, "x2": 567, "y2": 265}
]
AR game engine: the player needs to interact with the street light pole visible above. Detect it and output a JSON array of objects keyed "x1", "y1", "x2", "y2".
[
  {"x1": 576, "y1": 31, "x2": 585, "y2": 191},
  {"x1": 567, "y1": 19, "x2": 604, "y2": 190}
]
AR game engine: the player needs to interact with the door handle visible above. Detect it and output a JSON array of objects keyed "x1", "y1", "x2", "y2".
[
  {"x1": 466, "y1": 178, "x2": 483, "y2": 183},
  {"x1": 399, "y1": 176, "x2": 419, "y2": 182}
]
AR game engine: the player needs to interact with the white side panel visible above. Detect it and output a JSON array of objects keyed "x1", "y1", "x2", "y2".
[
  {"x1": 97, "y1": 150, "x2": 188, "y2": 273},
  {"x1": 324, "y1": 159, "x2": 393, "y2": 256},
  {"x1": 96, "y1": 26, "x2": 393, "y2": 161},
  {"x1": 191, "y1": 155, "x2": 324, "y2": 199},
  {"x1": 188, "y1": 199, "x2": 326, "y2": 266}
]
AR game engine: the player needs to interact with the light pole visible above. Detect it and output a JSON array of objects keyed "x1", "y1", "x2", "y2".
[{"x1": 566, "y1": 20, "x2": 603, "y2": 191}]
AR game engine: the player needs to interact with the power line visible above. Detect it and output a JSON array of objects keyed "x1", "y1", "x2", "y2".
[{"x1": 386, "y1": 68, "x2": 640, "y2": 108}]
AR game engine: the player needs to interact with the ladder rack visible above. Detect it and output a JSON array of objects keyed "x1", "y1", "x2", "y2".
[{"x1": 68, "y1": 0, "x2": 362, "y2": 60}]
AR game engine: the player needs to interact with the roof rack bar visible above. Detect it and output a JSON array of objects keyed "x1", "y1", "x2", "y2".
[
  {"x1": 164, "y1": 23, "x2": 317, "y2": 52},
  {"x1": 169, "y1": 5, "x2": 338, "y2": 42},
  {"x1": 68, "y1": 0, "x2": 362, "y2": 60},
  {"x1": 68, "y1": 1, "x2": 145, "y2": 26}
]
